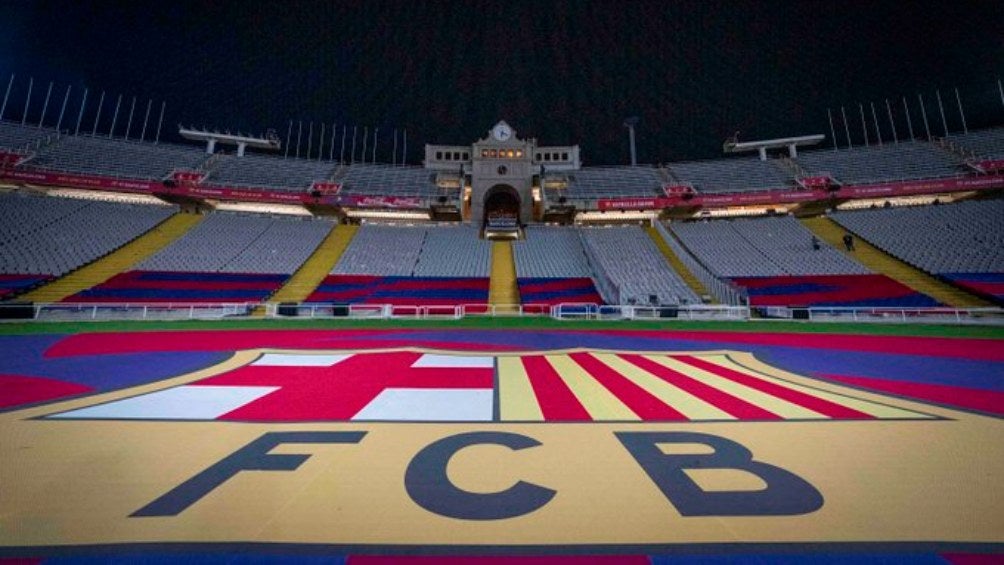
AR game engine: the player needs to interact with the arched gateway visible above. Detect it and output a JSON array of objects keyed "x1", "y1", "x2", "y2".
[{"x1": 424, "y1": 121, "x2": 580, "y2": 233}]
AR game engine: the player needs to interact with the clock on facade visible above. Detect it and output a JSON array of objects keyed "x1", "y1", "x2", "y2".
[{"x1": 492, "y1": 123, "x2": 513, "y2": 142}]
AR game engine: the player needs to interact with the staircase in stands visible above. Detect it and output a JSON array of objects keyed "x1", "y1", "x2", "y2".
[
  {"x1": 644, "y1": 226, "x2": 711, "y2": 302},
  {"x1": 488, "y1": 241, "x2": 520, "y2": 311},
  {"x1": 22, "y1": 212, "x2": 205, "y2": 303},
  {"x1": 799, "y1": 216, "x2": 993, "y2": 308},
  {"x1": 269, "y1": 224, "x2": 358, "y2": 304}
]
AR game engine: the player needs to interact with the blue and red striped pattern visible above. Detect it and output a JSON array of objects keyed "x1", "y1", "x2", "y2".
[
  {"x1": 941, "y1": 272, "x2": 1004, "y2": 302},
  {"x1": 730, "y1": 274, "x2": 940, "y2": 307},
  {"x1": 518, "y1": 277, "x2": 603, "y2": 309},
  {"x1": 63, "y1": 270, "x2": 287, "y2": 303},
  {"x1": 0, "y1": 274, "x2": 52, "y2": 299},
  {"x1": 307, "y1": 275, "x2": 490, "y2": 305}
]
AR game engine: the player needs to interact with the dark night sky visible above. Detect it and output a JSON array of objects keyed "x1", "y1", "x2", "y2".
[{"x1": 2, "y1": 0, "x2": 1002, "y2": 165}]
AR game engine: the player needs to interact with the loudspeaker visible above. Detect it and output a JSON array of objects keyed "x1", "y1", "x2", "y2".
[
  {"x1": 162, "y1": 178, "x2": 177, "y2": 188},
  {"x1": 311, "y1": 190, "x2": 322, "y2": 199},
  {"x1": 0, "y1": 302, "x2": 35, "y2": 319},
  {"x1": 331, "y1": 304, "x2": 349, "y2": 317},
  {"x1": 792, "y1": 307, "x2": 810, "y2": 320},
  {"x1": 277, "y1": 302, "x2": 299, "y2": 316}
]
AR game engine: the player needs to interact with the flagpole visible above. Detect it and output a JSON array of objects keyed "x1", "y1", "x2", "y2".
[
  {"x1": 902, "y1": 97, "x2": 915, "y2": 142},
  {"x1": 841, "y1": 106, "x2": 852, "y2": 149},
  {"x1": 38, "y1": 82, "x2": 53, "y2": 128},
  {"x1": 284, "y1": 120, "x2": 292, "y2": 158},
  {"x1": 91, "y1": 91, "x2": 105, "y2": 136},
  {"x1": 21, "y1": 77, "x2": 33, "y2": 126},
  {"x1": 109, "y1": 94, "x2": 122, "y2": 138},
  {"x1": 827, "y1": 108, "x2": 837, "y2": 151},
  {"x1": 954, "y1": 88, "x2": 967, "y2": 134},
  {"x1": 918, "y1": 94, "x2": 931, "y2": 140},
  {"x1": 935, "y1": 90, "x2": 949, "y2": 136},
  {"x1": 55, "y1": 85, "x2": 71, "y2": 132},
  {"x1": 154, "y1": 101, "x2": 165, "y2": 143},
  {"x1": 0, "y1": 74, "x2": 13, "y2": 121},
  {"x1": 329, "y1": 123, "x2": 336, "y2": 161},
  {"x1": 74, "y1": 89, "x2": 88, "y2": 136},
  {"x1": 124, "y1": 97, "x2": 136, "y2": 140},
  {"x1": 140, "y1": 99, "x2": 152, "y2": 142},
  {"x1": 885, "y1": 99, "x2": 897, "y2": 144},
  {"x1": 859, "y1": 104, "x2": 869, "y2": 146},
  {"x1": 870, "y1": 102, "x2": 882, "y2": 146}
]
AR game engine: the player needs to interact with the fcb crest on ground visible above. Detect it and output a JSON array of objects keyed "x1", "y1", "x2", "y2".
[{"x1": 44, "y1": 347, "x2": 938, "y2": 423}]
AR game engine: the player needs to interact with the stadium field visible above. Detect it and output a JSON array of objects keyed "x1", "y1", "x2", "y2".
[{"x1": 1, "y1": 319, "x2": 1002, "y2": 563}]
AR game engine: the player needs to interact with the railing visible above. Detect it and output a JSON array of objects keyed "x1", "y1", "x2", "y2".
[
  {"x1": 654, "y1": 221, "x2": 746, "y2": 306},
  {"x1": 1, "y1": 301, "x2": 1002, "y2": 325},
  {"x1": 759, "y1": 305, "x2": 1004, "y2": 325},
  {"x1": 0, "y1": 302, "x2": 255, "y2": 321}
]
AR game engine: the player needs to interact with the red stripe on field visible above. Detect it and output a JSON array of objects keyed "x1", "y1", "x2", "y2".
[
  {"x1": 520, "y1": 355, "x2": 591, "y2": 421},
  {"x1": 46, "y1": 330, "x2": 520, "y2": 357},
  {"x1": 824, "y1": 374, "x2": 1004, "y2": 417},
  {"x1": 348, "y1": 557, "x2": 650, "y2": 565},
  {"x1": 620, "y1": 354, "x2": 781, "y2": 420},
  {"x1": 568, "y1": 352, "x2": 687, "y2": 420},
  {"x1": 674, "y1": 355, "x2": 873, "y2": 419},
  {"x1": 940, "y1": 554, "x2": 1004, "y2": 565},
  {"x1": 0, "y1": 374, "x2": 92, "y2": 409}
]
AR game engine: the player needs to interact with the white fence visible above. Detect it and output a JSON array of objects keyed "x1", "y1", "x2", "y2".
[{"x1": 0, "y1": 301, "x2": 1002, "y2": 325}]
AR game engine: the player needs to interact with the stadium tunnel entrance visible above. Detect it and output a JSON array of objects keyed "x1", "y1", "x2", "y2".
[{"x1": 482, "y1": 184, "x2": 521, "y2": 238}]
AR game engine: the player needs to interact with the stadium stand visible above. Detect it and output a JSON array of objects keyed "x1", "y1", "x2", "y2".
[
  {"x1": 564, "y1": 166, "x2": 664, "y2": 198},
  {"x1": 796, "y1": 141, "x2": 963, "y2": 184},
  {"x1": 308, "y1": 224, "x2": 491, "y2": 306},
  {"x1": 137, "y1": 212, "x2": 332, "y2": 274},
  {"x1": 204, "y1": 153, "x2": 340, "y2": 190},
  {"x1": 333, "y1": 224, "x2": 428, "y2": 276},
  {"x1": 513, "y1": 226, "x2": 602, "y2": 306},
  {"x1": 667, "y1": 158, "x2": 793, "y2": 193},
  {"x1": 513, "y1": 226, "x2": 592, "y2": 278},
  {"x1": 337, "y1": 164, "x2": 436, "y2": 197},
  {"x1": 671, "y1": 215, "x2": 939, "y2": 307},
  {"x1": 65, "y1": 213, "x2": 332, "y2": 303},
  {"x1": 948, "y1": 127, "x2": 1004, "y2": 159},
  {"x1": 0, "y1": 191, "x2": 175, "y2": 279},
  {"x1": 832, "y1": 199, "x2": 1004, "y2": 302},
  {"x1": 579, "y1": 225, "x2": 700, "y2": 305},
  {"x1": 413, "y1": 225, "x2": 491, "y2": 277},
  {"x1": 28, "y1": 135, "x2": 209, "y2": 180},
  {"x1": 671, "y1": 216, "x2": 867, "y2": 277},
  {"x1": 306, "y1": 275, "x2": 490, "y2": 306},
  {"x1": 0, "y1": 121, "x2": 59, "y2": 152}
]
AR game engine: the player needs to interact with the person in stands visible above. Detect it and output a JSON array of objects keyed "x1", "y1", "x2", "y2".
[
  {"x1": 842, "y1": 233, "x2": 855, "y2": 251},
  {"x1": 811, "y1": 235, "x2": 821, "y2": 251}
]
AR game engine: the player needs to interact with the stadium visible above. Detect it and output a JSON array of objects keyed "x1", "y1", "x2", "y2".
[{"x1": 1, "y1": 2, "x2": 1003, "y2": 563}]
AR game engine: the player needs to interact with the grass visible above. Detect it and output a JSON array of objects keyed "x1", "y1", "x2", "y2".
[{"x1": 0, "y1": 316, "x2": 1002, "y2": 339}]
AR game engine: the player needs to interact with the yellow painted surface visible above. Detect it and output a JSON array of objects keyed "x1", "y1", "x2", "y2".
[
  {"x1": 645, "y1": 225, "x2": 711, "y2": 302},
  {"x1": 22, "y1": 212, "x2": 203, "y2": 303},
  {"x1": 489, "y1": 240, "x2": 520, "y2": 309},
  {"x1": 497, "y1": 356, "x2": 544, "y2": 421},
  {"x1": 800, "y1": 216, "x2": 992, "y2": 308},
  {"x1": 270, "y1": 223, "x2": 357, "y2": 304}
]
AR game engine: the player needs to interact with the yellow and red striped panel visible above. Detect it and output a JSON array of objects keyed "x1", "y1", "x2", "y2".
[{"x1": 498, "y1": 352, "x2": 933, "y2": 422}]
